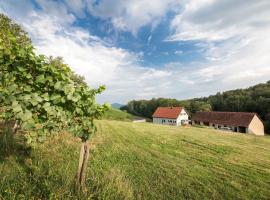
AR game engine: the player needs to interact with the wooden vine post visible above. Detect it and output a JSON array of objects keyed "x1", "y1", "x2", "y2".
[{"x1": 77, "y1": 140, "x2": 90, "y2": 190}]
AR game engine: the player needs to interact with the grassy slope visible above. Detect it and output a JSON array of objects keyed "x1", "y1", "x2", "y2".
[
  {"x1": 1, "y1": 120, "x2": 270, "y2": 199},
  {"x1": 103, "y1": 108, "x2": 137, "y2": 121}
]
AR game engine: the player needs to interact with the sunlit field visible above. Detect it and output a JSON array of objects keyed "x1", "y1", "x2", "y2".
[{"x1": 1, "y1": 120, "x2": 270, "y2": 199}]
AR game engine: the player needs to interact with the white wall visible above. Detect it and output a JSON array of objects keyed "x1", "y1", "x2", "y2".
[
  {"x1": 176, "y1": 109, "x2": 189, "y2": 126},
  {"x1": 153, "y1": 117, "x2": 178, "y2": 126},
  {"x1": 248, "y1": 115, "x2": 264, "y2": 135},
  {"x1": 153, "y1": 109, "x2": 189, "y2": 126}
]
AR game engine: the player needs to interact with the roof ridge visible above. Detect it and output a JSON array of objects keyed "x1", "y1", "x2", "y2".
[
  {"x1": 192, "y1": 111, "x2": 260, "y2": 127},
  {"x1": 198, "y1": 111, "x2": 256, "y2": 114},
  {"x1": 152, "y1": 107, "x2": 184, "y2": 119}
]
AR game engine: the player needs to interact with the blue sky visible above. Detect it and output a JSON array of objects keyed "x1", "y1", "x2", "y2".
[{"x1": 1, "y1": 0, "x2": 270, "y2": 103}]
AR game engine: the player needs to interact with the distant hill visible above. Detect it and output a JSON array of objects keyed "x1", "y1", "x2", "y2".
[
  {"x1": 111, "y1": 103, "x2": 124, "y2": 109},
  {"x1": 103, "y1": 108, "x2": 137, "y2": 121}
]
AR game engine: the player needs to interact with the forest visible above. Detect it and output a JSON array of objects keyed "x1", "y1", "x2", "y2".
[{"x1": 121, "y1": 81, "x2": 270, "y2": 133}]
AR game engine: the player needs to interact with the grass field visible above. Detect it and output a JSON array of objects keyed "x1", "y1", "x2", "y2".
[{"x1": 1, "y1": 120, "x2": 270, "y2": 199}]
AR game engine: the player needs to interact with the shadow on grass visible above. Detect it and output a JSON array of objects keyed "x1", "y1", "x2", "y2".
[
  {"x1": 0, "y1": 128, "x2": 31, "y2": 164},
  {"x1": 0, "y1": 128, "x2": 56, "y2": 199},
  {"x1": 0, "y1": 128, "x2": 103, "y2": 199}
]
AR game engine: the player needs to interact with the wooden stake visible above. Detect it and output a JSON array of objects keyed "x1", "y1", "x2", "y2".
[{"x1": 76, "y1": 140, "x2": 90, "y2": 191}]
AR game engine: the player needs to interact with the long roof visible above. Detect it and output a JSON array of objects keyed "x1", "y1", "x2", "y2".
[
  {"x1": 152, "y1": 107, "x2": 183, "y2": 119},
  {"x1": 192, "y1": 111, "x2": 260, "y2": 127}
]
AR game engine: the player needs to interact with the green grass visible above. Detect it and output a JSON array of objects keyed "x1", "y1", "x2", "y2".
[
  {"x1": 1, "y1": 120, "x2": 270, "y2": 199},
  {"x1": 103, "y1": 108, "x2": 138, "y2": 121}
]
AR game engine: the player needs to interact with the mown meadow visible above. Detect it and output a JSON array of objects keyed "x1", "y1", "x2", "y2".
[{"x1": 1, "y1": 120, "x2": 270, "y2": 199}]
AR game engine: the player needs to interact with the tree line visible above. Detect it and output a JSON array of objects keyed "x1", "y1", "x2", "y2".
[{"x1": 121, "y1": 81, "x2": 270, "y2": 133}]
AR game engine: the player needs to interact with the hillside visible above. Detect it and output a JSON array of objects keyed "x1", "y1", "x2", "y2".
[
  {"x1": 103, "y1": 108, "x2": 138, "y2": 121},
  {"x1": 1, "y1": 120, "x2": 270, "y2": 199}
]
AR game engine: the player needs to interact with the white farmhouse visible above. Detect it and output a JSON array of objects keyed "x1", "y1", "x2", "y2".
[{"x1": 152, "y1": 107, "x2": 189, "y2": 126}]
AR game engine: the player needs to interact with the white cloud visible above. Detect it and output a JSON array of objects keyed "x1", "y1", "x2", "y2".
[
  {"x1": 86, "y1": 0, "x2": 178, "y2": 35},
  {"x1": 165, "y1": 0, "x2": 270, "y2": 95},
  {"x1": 169, "y1": 0, "x2": 270, "y2": 41},
  {"x1": 0, "y1": 0, "x2": 182, "y2": 103},
  {"x1": 147, "y1": 35, "x2": 152, "y2": 46},
  {"x1": 174, "y1": 50, "x2": 183, "y2": 55},
  {"x1": 1, "y1": 0, "x2": 270, "y2": 104},
  {"x1": 63, "y1": 0, "x2": 86, "y2": 17}
]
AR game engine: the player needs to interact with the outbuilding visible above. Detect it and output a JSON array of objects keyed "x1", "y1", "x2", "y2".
[
  {"x1": 192, "y1": 111, "x2": 264, "y2": 135},
  {"x1": 152, "y1": 107, "x2": 189, "y2": 126}
]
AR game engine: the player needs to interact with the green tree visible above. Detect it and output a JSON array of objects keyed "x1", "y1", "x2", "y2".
[{"x1": 0, "y1": 14, "x2": 109, "y2": 190}]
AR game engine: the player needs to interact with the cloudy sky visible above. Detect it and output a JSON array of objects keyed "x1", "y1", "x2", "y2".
[{"x1": 1, "y1": 0, "x2": 270, "y2": 104}]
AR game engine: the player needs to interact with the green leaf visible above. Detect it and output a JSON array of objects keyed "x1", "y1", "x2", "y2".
[
  {"x1": 67, "y1": 94, "x2": 73, "y2": 100},
  {"x1": 30, "y1": 99, "x2": 38, "y2": 106},
  {"x1": 36, "y1": 74, "x2": 45, "y2": 83},
  {"x1": 44, "y1": 104, "x2": 55, "y2": 116},
  {"x1": 46, "y1": 76, "x2": 53, "y2": 83},
  {"x1": 24, "y1": 86, "x2": 32, "y2": 92},
  {"x1": 75, "y1": 107, "x2": 82, "y2": 115},
  {"x1": 20, "y1": 110, "x2": 32, "y2": 122},
  {"x1": 11, "y1": 100, "x2": 22, "y2": 113},
  {"x1": 54, "y1": 81, "x2": 62, "y2": 90},
  {"x1": 21, "y1": 120, "x2": 35, "y2": 130},
  {"x1": 11, "y1": 100, "x2": 18, "y2": 107},
  {"x1": 17, "y1": 66, "x2": 25, "y2": 72},
  {"x1": 23, "y1": 94, "x2": 31, "y2": 101},
  {"x1": 63, "y1": 84, "x2": 75, "y2": 95},
  {"x1": 12, "y1": 104, "x2": 22, "y2": 113},
  {"x1": 7, "y1": 84, "x2": 18, "y2": 92},
  {"x1": 26, "y1": 74, "x2": 32, "y2": 79},
  {"x1": 32, "y1": 93, "x2": 43, "y2": 103},
  {"x1": 43, "y1": 102, "x2": 50, "y2": 108}
]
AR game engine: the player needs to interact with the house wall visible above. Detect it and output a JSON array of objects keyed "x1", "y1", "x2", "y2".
[
  {"x1": 153, "y1": 109, "x2": 189, "y2": 126},
  {"x1": 192, "y1": 121, "x2": 239, "y2": 133},
  {"x1": 193, "y1": 116, "x2": 265, "y2": 135},
  {"x1": 248, "y1": 115, "x2": 264, "y2": 135},
  {"x1": 153, "y1": 117, "x2": 177, "y2": 126},
  {"x1": 176, "y1": 109, "x2": 189, "y2": 126}
]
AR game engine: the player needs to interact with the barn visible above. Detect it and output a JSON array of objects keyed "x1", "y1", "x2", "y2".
[
  {"x1": 192, "y1": 111, "x2": 264, "y2": 135},
  {"x1": 152, "y1": 107, "x2": 189, "y2": 126}
]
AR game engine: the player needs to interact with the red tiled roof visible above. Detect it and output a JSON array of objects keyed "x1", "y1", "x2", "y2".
[
  {"x1": 192, "y1": 111, "x2": 260, "y2": 127},
  {"x1": 152, "y1": 107, "x2": 183, "y2": 119}
]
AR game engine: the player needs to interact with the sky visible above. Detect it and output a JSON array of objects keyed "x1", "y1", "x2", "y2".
[{"x1": 1, "y1": 0, "x2": 270, "y2": 104}]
